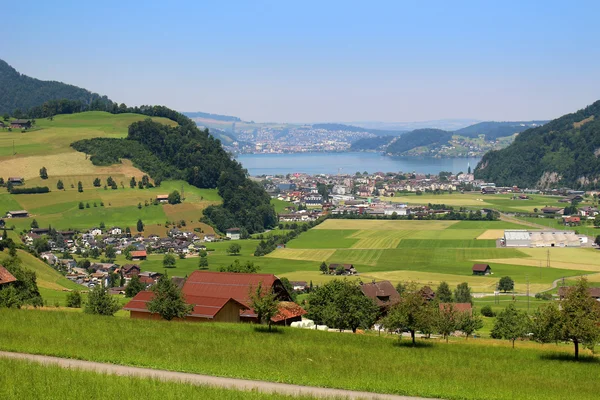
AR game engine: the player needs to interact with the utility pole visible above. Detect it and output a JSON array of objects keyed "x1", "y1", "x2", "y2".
[
  {"x1": 526, "y1": 274, "x2": 530, "y2": 313},
  {"x1": 547, "y1": 249, "x2": 551, "y2": 268}
]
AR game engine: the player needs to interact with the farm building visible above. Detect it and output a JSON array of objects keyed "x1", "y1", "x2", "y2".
[
  {"x1": 122, "y1": 264, "x2": 140, "y2": 278},
  {"x1": 503, "y1": 230, "x2": 531, "y2": 247},
  {"x1": 472, "y1": 264, "x2": 492, "y2": 276},
  {"x1": 420, "y1": 285, "x2": 436, "y2": 301},
  {"x1": 156, "y1": 194, "x2": 169, "y2": 203},
  {"x1": 558, "y1": 286, "x2": 600, "y2": 300},
  {"x1": 541, "y1": 207, "x2": 563, "y2": 215},
  {"x1": 503, "y1": 230, "x2": 583, "y2": 248},
  {"x1": 226, "y1": 228, "x2": 241, "y2": 240},
  {"x1": 328, "y1": 263, "x2": 357, "y2": 275},
  {"x1": 0, "y1": 265, "x2": 17, "y2": 286},
  {"x1": 130, "y1": 250, "x2": 147, "y2": 260},
  {"x1": 10, "y1": 119, "x2": 31, "y2": 129},
  {"x1": 360, "y1": 280, "x2": 400, "y2": 311},
  {"x1": 6, "y1": 210, "x2": 28, "y2": 218},
  {"x1": 7, "y1": 177, "x2": 24, "y2": 185}
]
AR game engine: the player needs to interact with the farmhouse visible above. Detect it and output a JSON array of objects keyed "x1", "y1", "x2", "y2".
[
  {"x1": 0, "y1": 265, "x2": 17, "y2": 286},
  {"x1": 290, "y1": 281, "x2": 308, "y2": 292},
  {"x1": 541, "y1": 207, "x2": 563, "y2": 215},
  {"x1": 10, "y1": 119, "x2": 31, "y2": 129},
  {"x1": 472, "y1": 264, "x2": 492, "y2": 276},
  {"x1": 328, "y1": 263, "x2": 357, "y2": 275},
  {"x1": 7, "y1": 177, "x2": 24, "y2": 185},
  {"x1": 122, "y1": 264, "x2": 140, "y2": 278},
  {"x1": 420, "y1": 285, "x2": 436, "y2": 301},
  {"x1": 6, "y1": 210, "x2": 28, "y2": 218},
  {"x1": 156, "y1": 194, "x2": 169, "y2": 203},
  {"x1": 226, "y1": 228, "x2": 241, "y2": 240},
  {"x1": 130, "y1": 250, "x2": 147, "y2": 260},
  {"x1": 558, "y1": 286, "x2": 600, "y2": 300},
  {"x1": 563, "y1": 216, "x2": 580, "y2": 226},
  {"x1": 360, "y1": 280, "x2": 400, "y2": 311}
]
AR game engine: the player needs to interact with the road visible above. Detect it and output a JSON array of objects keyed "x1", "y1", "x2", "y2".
[{"x1": 0, "y1": 351, "x2": 439, "y2": 400}]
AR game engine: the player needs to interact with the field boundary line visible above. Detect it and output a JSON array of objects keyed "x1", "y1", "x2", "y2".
[{"x1": 0, "y1": 351, "x2": 439, "y2": 400}]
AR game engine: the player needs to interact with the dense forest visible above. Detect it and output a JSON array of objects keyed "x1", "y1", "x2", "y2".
[
  {"x1": 475, "y1": 100, "x2": 600, "y2": 189},
  {"x1": 454, "y1": 121, "x2": 548, "y2": 140},
  {"x1": 0, "y1": 59, "x2": 112, "y2": 115},
  {"x1": 350, "y1": 135, "x2": 394, "y2": 151},
  {"x1": 385, "y1": 129, "x2": 453, "y2": 155}
]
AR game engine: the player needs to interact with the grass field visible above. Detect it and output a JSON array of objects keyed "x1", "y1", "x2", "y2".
[
  {"x1": 0, "y1": 358, "x2": 312, "y2": 400},
  {"x1": 1, "y1": 309, "x2": 598, "y2": 400}
]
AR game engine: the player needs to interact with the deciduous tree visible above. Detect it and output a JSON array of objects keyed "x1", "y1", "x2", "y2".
[
  {"x1": 454, "y1": 282, "x2": 473, "y2": 304},
  {"x1": 147, "y1": 273, "x2": 192, "y2": 321},
  {"x1": 84, "y1": 284, "x2": 120, "y2": 316},
  {"x1": 125, "y1": 275, "x2": 145, "y2": 298},
  {"x1": 491, "y1": 303, "x2": 529, "y2": 348},
  {"x1": 249, "y1": 281, "x2": 280, "y2": 331},
  {"x1": 498, "y1": 276, "x2": 515, "y2": 293},
  {"x1": 163, "y1": 253, "x2": 176, "y2": 268}
]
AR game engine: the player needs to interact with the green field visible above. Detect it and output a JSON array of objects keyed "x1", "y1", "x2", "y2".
[
  {"x1": 0, "y1": 358, "x2": 311, "y2": 400},
  {"x1": 0, "y1": 309, "x2": 598, "y2": 400}
]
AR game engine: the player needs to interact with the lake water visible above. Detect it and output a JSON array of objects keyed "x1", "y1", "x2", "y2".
[{"x1": 236, "y1": 152, "x2": 481, "y2": 176}]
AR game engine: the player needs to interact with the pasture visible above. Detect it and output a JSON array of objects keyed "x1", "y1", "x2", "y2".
[{"x1": 0, "y1": 309, "x2": 598, "y2": 400}]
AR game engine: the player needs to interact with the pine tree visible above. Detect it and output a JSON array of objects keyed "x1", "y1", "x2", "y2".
[{"x1": 437, "y1": 281, "x2": 453, "y2": 303}]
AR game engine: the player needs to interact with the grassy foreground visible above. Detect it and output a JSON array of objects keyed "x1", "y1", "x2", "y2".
[
  {"x1": 0, "y1": 358, "x2": 313, "y2": 400},
  {"x1": 1, "y1": 309, "x2": 599, "y2": 400}
]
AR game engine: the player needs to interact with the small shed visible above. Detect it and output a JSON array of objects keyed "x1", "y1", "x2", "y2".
[{"x1": 472, "y1": 264, "x2": 492, "y2": 276}]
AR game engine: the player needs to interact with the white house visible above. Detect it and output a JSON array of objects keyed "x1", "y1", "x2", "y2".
[
  {"x1": 89, "y1": 228, "x2": 102, "y2": 236},
  {"x1": 226, "y1": 228, "x2": 241, "y2": 240},
  {"x1": 109, "y1": 227, "x2": 122, "y2": 235}
]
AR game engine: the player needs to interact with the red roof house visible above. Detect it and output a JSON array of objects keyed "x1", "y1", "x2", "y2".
[
  {"x1": 439, "y1": 303, "x2": 473, "y2": 315},
  {"x1": 360, "y1": 280, "x2": 400, "y2": 311},
  {"x1": 0, "y1": 265, "x2": 17, "y2": 286},
  {"x1": 472, "y1": 264, "x2": 492, "y2": 276},
  {"x1": 130, "y1": 250, "x2": 147, "y2": 260}
]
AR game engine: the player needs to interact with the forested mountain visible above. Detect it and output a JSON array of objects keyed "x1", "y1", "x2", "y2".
[
  {"x1": 455, "y1": 121, "x2": 548, "y2": 140},
  {"x1": 475, "y1": 100, "x2": 600, "y2": 189},
  {"x1": 183, "y1": 111, "x2": 241, "y2": 122},
  {"x1": 313, "y1": 123, "x2": 405, "y2": 136},
  {"x1": 0, "y1": 59, "x2": 111, "y2": 115},
  {"x1": 350, "y1": 136, "x2": 394, "y2": 151},
  {"x1": 385, "y1": 129, "x2": 453, "y2": 155}
]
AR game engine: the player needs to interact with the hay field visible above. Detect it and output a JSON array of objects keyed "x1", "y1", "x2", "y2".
[
  {"x1": 265, "y1": 248, "x2": 336, "y2": 262},
  {"x1": 314, "y1": 219, "x2": 456, "y2": 230},
  {"x1": 477, "y1": 229, "x2": 506, "y2": 239}
]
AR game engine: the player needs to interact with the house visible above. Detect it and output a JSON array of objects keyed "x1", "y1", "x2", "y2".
[
  {"x1": 558, "y1": 286, "x2": 600, "y2": 300},
  {"x1": 472, "y1": 264, "x2": 492, "y2": 276},
  {"x1": 31, "y1": 227, "x2": 50, "y2": 235},
  {"x1": 290, "y1": 281, "x2": 308, "y2": 292},
  {"x1": 109, "y1": 227, "x2": 122, "y2": 235},
  {"x1": 226, "y1": 228, "x2": 241, "y2": 240},
  {"x1": 481, "y1": 187, "x2": 497, "y2": 195},
  {"x1": 6, "y1": 210, "x2": 28, "y2": 218},
  {"x1": 89, "y1": 228, "x2": 102, "y2": 236},
  {"x1": 360, "y1": 280, "x2": 400, "y2": 311},
  {"x1": 10, "y1": 119, "x2": 31, "y2": 129},
  {"x1": 130, "y1": 250, "x2": 147, "y2": 260},
  {"x1": 328, "y1": 263, "x2": 357, "y2": 275},
  {"x1": 564, "y1": 216, "x2": 581, "y2": 226},
  {"x1": 439, "y1": 302, "x2": 472, "y2": 315},
  {"x1": 122, "y1": 264, "x2": 141, "y2": 278},
  {"x1": 40, "y1": 252, "x2": 58, "y2": 265},
  {"x1": 541, "y1": 207, "x2": 563, "y2": 215},
  {"x1": 0, "y1": 265, "x2": 17, "y2": 286},
  {"x1": 7, "y1": 177, "x2": 24, "y2": 185},
  {"x1": 156, "y1": 194, "x2": 169, "y2": 203}
]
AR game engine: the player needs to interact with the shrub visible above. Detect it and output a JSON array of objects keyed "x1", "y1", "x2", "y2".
[
  {"x1": 535, "y1": 292, "x2": 553, "y2": 301},
  {"x1": 480, "y1": 305, "x2": 495, "y2": 317},
  {"x1": 66, "y1": 291, "x2": 82, "y2": 308}
]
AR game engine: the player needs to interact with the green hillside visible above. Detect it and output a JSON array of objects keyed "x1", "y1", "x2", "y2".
[
  {"x1": 475, "y1": 100, "x2": 600, "y2": 188},
  {"x1": 455, "y1": 121, "x2": 548, "y2": 140},
  {"x1": 386, "y1": 128, "x2": 452, "y2": 155}
]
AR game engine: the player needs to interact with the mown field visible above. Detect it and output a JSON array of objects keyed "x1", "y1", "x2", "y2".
[
  {"x1": 0, "y1": 358, "x2": 312, "y2": 400},
  {"x1": 0, "y1": 309, "x2": 598, "y2": 400}
]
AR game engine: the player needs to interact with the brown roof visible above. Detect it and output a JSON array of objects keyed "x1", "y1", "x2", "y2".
[
  {"x1": 440, "y1": 303, "x2": 472, "y2": 314},
  {"x1": 0, "y1": 265, "x2": 17, "y2": 285},
  {"x1": 123, "y1": 291, "x2": 247, "y2": 318},
  {"x1": 558, "y1": 286, "x2": 600, "y2": 299},
  {"x1": 271, "y1": 301, "x2": 308, "y2": 323},
  {"x1": 420, "y1": 285, "x2": 436, "y2": 301},
  {"x1": 472, "y1": 264, "x2": 491, "y2": 272},
  {"x1": 329, "y1": 263, "x2": 354, "y2": 270},
  {"x1": 360, "y1": 281, "x2": 400, "y2": 308},
  {"x1": 130, "y1": 250, "x2": 147, "y2": 258}
]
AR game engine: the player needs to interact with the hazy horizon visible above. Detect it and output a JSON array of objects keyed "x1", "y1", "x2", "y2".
[{"x1": 3, "y1": 1, "x2": 600, "y2": 123}]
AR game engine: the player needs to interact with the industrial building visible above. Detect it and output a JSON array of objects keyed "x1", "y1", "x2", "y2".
[{"x1": 503, "y1": 230, "x2": 584, "y2": 248}]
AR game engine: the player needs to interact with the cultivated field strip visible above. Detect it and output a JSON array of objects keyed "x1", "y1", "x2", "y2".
[{"x1": 265, "y1": 248, "x2": 336, "y2": 262}]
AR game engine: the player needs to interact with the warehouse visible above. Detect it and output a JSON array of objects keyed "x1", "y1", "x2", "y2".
[{"x1": 503, "y1": 230, "x2": 583, "y2": 248}]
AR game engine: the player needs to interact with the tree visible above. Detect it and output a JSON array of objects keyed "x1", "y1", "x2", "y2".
[
  {"x1": 77, "y1": 181, "x2": 83, "y2": 192},
  {"x1": 56, "y1": 180, "x2": 64, "y2": 190},
  {"x1": 129, "y1": 176, "x2": 137, "y2": 188},
  {"x1": 458, "y1": 310, "x2": 484, "y2": 340},
  {"x1": 39, "y1": 167, "x2": 48, "y2": 179},
  {"x1": 227, "y1": 243, "x2": 241, "y2": 256},
  {"x1": 125, "y1": 275, "x2": 146, "y2": 298},
  {"x1": 30, "y1": 219, "x2": 39, "y2": 229},
  {"x1": 84, "y1": 284, "x2": 120, "y2": 316},
  {"x1": 78, "y1": 202, "x2": 84, "y2": 210},
  {"x1": 2, "y1": 113, "x2": 9, "y2": 121},
  {"x1": 437, "y1": 281, "x2": 452, "y2": 303},
  {"x1": 32, "y1": 237, "x2": 50, "y2": 254},
  {"x1": 93, "y1": 178, "x2": 101, "y2": 187},
  {"x1": 249, "y1": 281, "x2": 280, "y2": 331},
  {"x1": 454, "y1": 282, "x2": 473, "y2": 304},
  {"x1": 137, "y1": 219, "x2": 144, "y2": 232},
  {"x1": 319, "y1": 261, "x2": 328, "y2": 274},
  {"x1": 66, "y1": 290, "x2": 82, "y2": 308},
  {"x1": 595, "y1": 235, "x2": 600, "y2": 247},
  {"x1": 0, "y1": 255, "x2": 43, "y2": 308},
  {"x1": 198, "y1": 254, "x2": 209, "y2": 269},
  {"x1": 594, "y1": 215, "x2": 600, "y2": 228},
  {"x1": 436, "y1": 303, "x2": 458, "y2": 342},
  {"x1": 168, "y1": 190, "x2": 181, "y2": 205},
  {"x1": 219, "y1": 260, "x2": 259, "y2": 273},
  {"x1": 383, "y1": 283, "x2": 433, "y2": 345},
  {"x1": 163, "y1": 253, "x2": 177, "y2": 268},
  {"x1": 147, "y1": 273, "x2": 192, "y2": 321},
  {"x1": 307, "y1": 279, "x2": 378, "y2": 333},
  {"x1": 490, "y1": 303, "x2": 529, "y2": 348},
  {"x1": 104, "y1": 245, "x2": 116, "y2": 260},
  {"x1": 497, "y1": 276, "x2": 515, "y2": 293}
]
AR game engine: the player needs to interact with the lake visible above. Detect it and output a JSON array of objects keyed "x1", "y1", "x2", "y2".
[{"x1": 236, "y1": 152, "x2": 481, "y2": 176}]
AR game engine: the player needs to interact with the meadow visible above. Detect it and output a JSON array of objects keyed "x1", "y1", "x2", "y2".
[
  {"x1": 0, "y1": 309, "x2": 598, "y2": 400},
  {"x1": 0, "y1": 358, "x2": 314, "y2": 400}
]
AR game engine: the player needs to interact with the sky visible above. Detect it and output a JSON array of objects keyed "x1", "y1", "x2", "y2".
[{"x1": 2, "y1": 0, "x2": 600, "y2": 123}]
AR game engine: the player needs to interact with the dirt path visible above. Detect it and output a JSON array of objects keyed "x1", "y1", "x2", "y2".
[{"x1": 0, "y1": 351, "x2": 438, "y2": 400}]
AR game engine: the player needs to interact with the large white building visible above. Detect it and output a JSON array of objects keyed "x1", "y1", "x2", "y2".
[{"x1": 503, "y1": 230, "x2": 584, "y2": 248}]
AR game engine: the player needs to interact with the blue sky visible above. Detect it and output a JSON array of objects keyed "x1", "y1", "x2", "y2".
[{"x1": 3, "y1": 0, "x2": 600, "y2": 122}]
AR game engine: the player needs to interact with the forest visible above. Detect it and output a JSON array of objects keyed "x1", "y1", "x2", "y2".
[
  {"x1": 349, "y1": 135, "x2": 394, "y2": 151},
  {"x1": 385, "y1": 129, "x2": 453, "y2": 155},
  {"x1": 475, "y1": 100, "x2": 600, "y2": 189}
]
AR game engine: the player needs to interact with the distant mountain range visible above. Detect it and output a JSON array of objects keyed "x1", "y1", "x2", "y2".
[
  {"x1": 0, "y1": 59, "x2": 111, "y2": 115},
  {"x1": 475, "y1": 100, "x2": 600, "y2": 189}
]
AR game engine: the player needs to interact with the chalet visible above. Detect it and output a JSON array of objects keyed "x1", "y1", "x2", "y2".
[
  {"x1": 109, "y1": 227, "x2": 122, "y2": 235},
  {"x1": 226, "y1": 228, "x2": 241, "y2": 240},
  {"x1": 579, "y1": 206, "x2": 599, "y2": 217},
  {"x1": 360, "y1": 280, "x2": 400, "y2": 311},
  {"x1": 10, "y1": 119, "x2": 31, "y2": 129},
  {"x1": 472, "y1": 264, "x2": 492, "y2": 276},
  {"x1": 541, "y1": 207, "x2": 563, "y2": 215},
  {"x1": 156, "y1": 194, "x2": 169, "y2": 203},
  {"x1": 122, "y1": 264, "x2": 141, "y2": 278},
  {"x1": 328, "y1": 263, "x2": 357, "y2": 275},
  {"x1": 109, "y1": 287, "x2": 126, "y2": 295},
  {"x1": 6, "y1": 210, "x2": 28, "y2": 218},
  {"x1": 31, "y1": 227, "x2": 50, "y2": 235},
  {"x1": 439, "y1": 302, "x2": 472, "y2": 315},
  {"x1": 563, "y1": 216, "x2": 581, "y2": 226},
  {"x1": 40, "y1": 252, "x2": 58, "y2": 265},
  {"x1": 130, "y1": 250, "x2": 147, "y2": 260},
  {"x1": 89, "y1": 228, "x2": 102, "y2": 236},
  {"x1": 0, "y1": 265, "x2": 17, "y2": 286},
  {"x1": 558, "y1": 286, "x2": 600, "y2": 300}
]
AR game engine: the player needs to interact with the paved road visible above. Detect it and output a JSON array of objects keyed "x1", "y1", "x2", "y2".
[{"x1": 0, "y1": 351, "x2": 439, "y2": 400}]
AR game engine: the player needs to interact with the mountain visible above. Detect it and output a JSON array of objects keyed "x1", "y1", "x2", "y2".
[
  {"x1": 350, "y1": 136, "x2": 395, "y2": 151},
  {"x1": 350, "y1": 119, "x2": 480, "y2": 132},
  {"x1": 312, "y1": 123, "x2": 406, "y2": 136},
  {"x1": 0, "y1": 59, "x2": 111, "y2": 114},
  {"x1": 385, "y1": 129, "x2": 453, "y2": 155},
  {"x1": 183, "y1": 111, "x2": 241, "y2": 122},
  {"x1": 455, "y1": 121, "x2": 548, "y2": 140},
  {"x1": 475, "y1": 100, "x2": 600, "y2": 189}
]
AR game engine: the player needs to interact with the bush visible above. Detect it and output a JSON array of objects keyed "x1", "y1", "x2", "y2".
[
  {"x1": 535, "y1": 292, "x2": 553, "y2": 301},
  {"x1": 9, "y1": 186, "x2": 50, "y2": 194},
  {"x1": 480, "y1": 305, "x2": 495, "y2": 317},
  {"x1": 66, "y1": 290, "x2": 82, "y2": 308}
]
